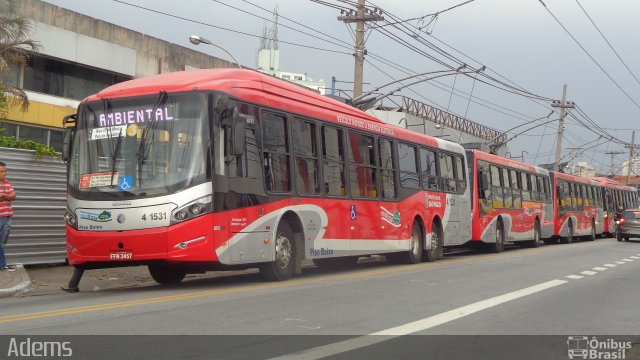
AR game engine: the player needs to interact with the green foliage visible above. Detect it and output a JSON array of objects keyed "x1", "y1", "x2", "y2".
[{"x1": 0, "y1": 135, "x2": 60, "y2": 159}]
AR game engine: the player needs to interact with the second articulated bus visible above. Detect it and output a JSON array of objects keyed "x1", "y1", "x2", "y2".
[{"x1": 466, "y1": 150, "x2": 553, "y2": 252}]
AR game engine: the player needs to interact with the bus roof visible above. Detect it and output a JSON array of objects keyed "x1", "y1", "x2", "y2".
[
  {"x1": 467, "y1": 149, "x2": 549, "y2": 175},
  {"x1": 83, "y1": 68, "x2": 461, "y2": 153},
  {"x1": 553, "y1": 171, "x2": 600, "y2": 186},
  {"x1": 592, "y1": 177, "x2": 638, "y2": 191}
]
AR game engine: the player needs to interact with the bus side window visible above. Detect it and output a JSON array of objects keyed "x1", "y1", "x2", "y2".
[
  {"x1": 502, "y1": 168, "x2": 512, "y2": 209},
  {"x1": 420, "y1": 148, "x2": 439, "y2": 191},
  {"x1": 439, "y1": 153, "x2": 456, "y2": 193},
  {"x1": 455, "y1": 155, "x2": 466, "y2": 194},
  {"x1": 490, "y1": 165, "x2": 503, "y2": 208},
  {"x1": 511, "y1": 169, "x2": 521, "y2": 209},
  {"x1": 521, "y1": 172, "x2": 531, "y2": 201},
  {"x1": 293, "y1": 119, "x2": 319, "y2": 195},
  {"x1": 262, "y1": 112, "x2": 291, "y2": 192},
  {"x1": 378, "y1": 138, "x2": 396, "y2": 199},
  {"x1": 322, "y1": 126, "x2": 346, "y2": 197},
  {"x1": 348, "y1": 131, "x2": 377, "y2": 199},
  {"x1": 398, "y1": 143, "x2": 419, "y2": 190}
]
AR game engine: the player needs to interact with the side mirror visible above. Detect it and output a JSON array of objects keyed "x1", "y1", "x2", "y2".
[{"x1": 62, "y1": 114, "x2": 77, "y2": 163}]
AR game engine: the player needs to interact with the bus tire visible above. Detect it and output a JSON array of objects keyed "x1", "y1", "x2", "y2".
[
  {"x1": 399, "y1": 221, "x2": 423, "y2": 264},
  {"x1": 587, "y1": 221, "x2": 596, "y2": 241},
  {"x1": 148, "y1": 265, "x2": 186, "y2": 285},
  {"x1": 489, "y1": 219, "x2": 505, "y2": 253},
  {"x1": 260, "y1": 221, "x2": 296, "y2": 281},
  {"x1": 524, "y1": 220, "x2": 541, "y2": 248},
  {"x1": 423, "y1": 220, "x2": 442, "y2": 262},
  {"x1": 561, "y1": 220, "x2": 574, "y2": 244}
]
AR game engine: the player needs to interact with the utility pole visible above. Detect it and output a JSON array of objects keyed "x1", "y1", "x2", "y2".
[
  {"x1": 337, "y1": 0, "x2": 383, "y2": 98},
  {"x1": 551, "y1": 84, "x2": 575, "y2": 172},
  {"x1": 626, "y1": 130, "x2": 636, "y2": 185},
  {"x1": 605, "y1": 151, "x2": 625, "y2": 177}
]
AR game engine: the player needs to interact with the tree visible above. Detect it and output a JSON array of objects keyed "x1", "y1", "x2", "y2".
[{"x1": 0, "y1": 0, "x2": 40, "y2": 116}]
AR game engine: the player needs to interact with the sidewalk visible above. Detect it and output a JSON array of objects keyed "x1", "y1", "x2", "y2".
[{"x1": 0, "y1": 265, "x2": 32, "y2": 298}]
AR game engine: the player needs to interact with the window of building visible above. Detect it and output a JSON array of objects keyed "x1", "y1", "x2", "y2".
[{"x1": 23, "y1": 55, "x2": 131, "y2": 100}]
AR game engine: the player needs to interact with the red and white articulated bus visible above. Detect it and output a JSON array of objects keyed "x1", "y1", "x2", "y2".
[
  {"x1": 61, "y1": 69, "x2": 472, "y2": 284},
  {"x1": 549, "y1": 172, "x2": 604, "y2": 243},
  {"x1": 591, "y1": 177, "x2": 638, "y2": 236},
  {"x1": 466, "y1": 150, "x2": 554, "y2": 252}
]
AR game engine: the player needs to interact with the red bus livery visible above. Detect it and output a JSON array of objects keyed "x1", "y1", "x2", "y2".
[
  {"x1": 550, "y1": 172, "x2": 603, "y2": 244},
  {"x1": 62, "y1": 69, "x2": 472, "y2": 283},
  {"x1": 592, "y1": 177, "x2": 638, "y2": 235},
  {"x1": 466, "y1": 150, "x2": 553, "y2": 252}
]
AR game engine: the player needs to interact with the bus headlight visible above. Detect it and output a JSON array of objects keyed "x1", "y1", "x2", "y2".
[
  {"x1": 64, "y1": 210, "x2": 78, "y2": 229},
  {"x1": 171, "y1": 195, "x2": 212, "y2": 224}
]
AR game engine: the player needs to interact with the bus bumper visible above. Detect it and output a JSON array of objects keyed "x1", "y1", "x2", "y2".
[{"x1": 66, "y1": 214, "x2": 218, "y2": 266}]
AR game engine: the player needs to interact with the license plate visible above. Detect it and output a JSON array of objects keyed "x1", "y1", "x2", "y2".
[{"x1": 109, "y1": 251, "x2": 133, "y2": 260}]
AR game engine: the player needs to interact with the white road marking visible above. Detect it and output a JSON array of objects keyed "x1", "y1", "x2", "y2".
[
  {"x1": 604, "y1": 264, "x2": 617, "y2": 268},
  {"x1": 622, "y1": 259, "x2": 634, "y2": 262},
  {"x1": 592, "y1": 267, "x2": 608, "y2": 271},
  {"x1": 631, "y1": 256, "x2": 640, "y2": 260},
  {"x1": 269, "y1": 279, "x2": 567, "y2": 360},
  {"x1": 580, "y1": 270, "x2": 598, "y2": 275},
  {"x1": 616, "y1": 261, "x2": 627, "y2": 265},
  {"x1": 566, "y1": 275, "x2": 583, "y2": 280}
]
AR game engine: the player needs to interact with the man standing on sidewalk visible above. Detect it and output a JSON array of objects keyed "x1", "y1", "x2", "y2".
[{"x1": 0, "y1": 161, "x2": 16, "y2": 271}]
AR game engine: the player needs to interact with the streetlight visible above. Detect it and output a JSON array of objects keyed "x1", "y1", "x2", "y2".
[
  {"x1": 435, "y1": 124, "x2": 463, "y2": 143},
  {"x1": 189, "y1": 35, "x2": 241, "y2": 68}
]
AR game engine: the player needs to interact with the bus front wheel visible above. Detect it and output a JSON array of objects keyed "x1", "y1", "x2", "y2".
[
  {"x1": 148, "y1": 265, "x2": 186, "y2": 285},
  {"x1": 260, "y1": 222, "x2": 296, "y2": 281},
  {"x1": 423, "y1": 221, "x2": 442, "y2": 262},
  {"x1": 561, "y1": 220, "x2": 574, "y2": 244}
]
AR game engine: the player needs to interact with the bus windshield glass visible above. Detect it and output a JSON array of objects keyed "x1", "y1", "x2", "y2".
[{"x1": 68, "y1": 92, "x2": 210, "y2": 200}]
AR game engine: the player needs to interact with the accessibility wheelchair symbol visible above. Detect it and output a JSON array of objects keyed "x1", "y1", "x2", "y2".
[{"x1": 119, "y1": 176, "x2": 132, "y2": 191}]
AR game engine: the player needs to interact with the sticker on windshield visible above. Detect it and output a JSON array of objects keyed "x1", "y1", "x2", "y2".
[
  {"x1": 79, "y1": 172, "x2": 119, "y2": 189},
  {"x1": 91, "y1": 125, "x2": 127, "y2": 140}
]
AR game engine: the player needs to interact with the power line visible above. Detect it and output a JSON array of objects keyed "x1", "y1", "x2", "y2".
[
  {"x1": 575, "y1": 0, "x2": 640, "y2": 89},
  {"x1": 538, "y1": 0, "x2": 640, "y2": 111},
  {"x1": 111, "y1": 0, "x2": 351, "y2": 55}
]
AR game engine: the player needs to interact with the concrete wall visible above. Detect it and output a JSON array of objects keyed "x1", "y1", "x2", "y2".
[{"x1": 19, "y1": 0, "x2": 236, "y2": 76}]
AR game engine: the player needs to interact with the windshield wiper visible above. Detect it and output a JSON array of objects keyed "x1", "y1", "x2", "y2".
[{"x1": 137, "y1": 91, "x2": 168, "y2": 186}]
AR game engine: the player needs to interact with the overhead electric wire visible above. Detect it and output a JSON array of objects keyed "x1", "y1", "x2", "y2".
[
  {"x1": 214, "y1": 0, "x2": 354, "y2": 52},
  {"x1": 538, "y1": 0, "x2": 640, "y2": 111},
  {"x1": 111, "y1": 0, "x2": 351, "y2": 55},
  {"x1": 575, "y1": 0, "x2": 640, "y2": 89}
]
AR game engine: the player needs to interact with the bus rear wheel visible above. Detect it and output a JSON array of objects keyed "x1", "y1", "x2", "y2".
[
  {"x1": 586, "y1": 222, "x2": 596, "y2": 241},
  {"x1": 148, "y1": 265, "x2": 186, "y2": 285},
  {"x1": 561, "y1": 220, "x2": 574, "y2": 244},
  {"x1": 398, "y1": 221, "x2": 423, "y2": 264},
  {"x1": 488, "y1": 219, "x2": 505, "y2": 253},
  {"x1": 260, "y1": 222, "x2": 296, "y2": 281},
  {"x1": 423, "y1": 221, "x2": 442, "y2": 262},
  {"x1": 528, "y1": 220, "x2": 542, "y2": 248}
]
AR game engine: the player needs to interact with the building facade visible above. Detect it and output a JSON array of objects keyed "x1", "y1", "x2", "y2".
[
  {"x1": 2, "y1": 0, "x2": 234, "y2": 151},
  {"x1": 622, "y1": 157, "x2": 640, "y2": 177}
]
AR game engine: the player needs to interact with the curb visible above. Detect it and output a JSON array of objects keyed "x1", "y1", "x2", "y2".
[{"x1": 0, "y1": 264, "x2": 32, "y2": 298}]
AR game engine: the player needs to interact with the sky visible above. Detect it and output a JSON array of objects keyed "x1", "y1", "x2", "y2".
[{"x1": 39, "y1": 0, "x2": 640, "y2": 174}]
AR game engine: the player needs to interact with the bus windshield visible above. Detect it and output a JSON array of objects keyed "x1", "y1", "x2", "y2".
[{"x1": 68, "y1": 92, "x2": 210, "y2": 200}]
